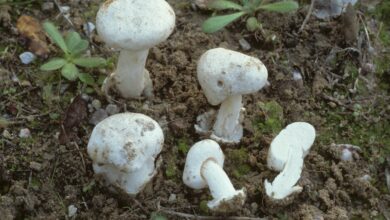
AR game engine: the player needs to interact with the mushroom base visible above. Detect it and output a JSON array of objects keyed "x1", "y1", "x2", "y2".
[
  {"x1": 92, "y1": 157, "x2": 157, "y2": 195},
  {"x1": 211, "y1": 95, "x2": 243, "y2": 143},
  {"x1": 207, "y1": 188, "x2": 246, "y2": 212},
  {"x1": 112, "y1": 49, "x2": 152, "y2": 99}
]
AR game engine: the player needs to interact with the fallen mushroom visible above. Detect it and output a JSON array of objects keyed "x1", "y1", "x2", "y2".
[
  {"x1": 183, "y1": 139, "x2": 246, "y2": 212},
  {"x1": 96, "y1": 0, "x2": 175, "y2": 98},
  {"x1": 265, "y1": 122, "x2": 316, "y2": 200},
  {"x1": 196, "y1": 48, "x2": 268, "y2": 143},
  {"x1": 87, "y1": 113, "x2": 164, "y2": 195}
]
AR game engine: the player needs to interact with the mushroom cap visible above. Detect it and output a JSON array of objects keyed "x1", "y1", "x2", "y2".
[
  {"x1": 183, "y1": 139, "x2": 224, "y2": 189},
  {"x1": 87, "y1": 112, "x2": 164, "y2": 173},
  {"x1": 267, "y1": 122, "x2": 316, "y2": 171},
  {"x1": 197, "y1": 48, "x2": 268, "y2": 105},
  {"x1": 96, "y1": 0, "x2": 175, "y2": 51}
]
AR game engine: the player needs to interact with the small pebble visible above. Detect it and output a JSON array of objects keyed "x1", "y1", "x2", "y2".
[
  {"x1": 341, "y1": 148, "x2": 353, "y2": 161},
  {"x1": 105, "y1": 104, "x2": 119, "y2": 115},
  {"x1": 19, "y1": 52, "x2": 36, "y2": 64},
  {"x1": 292, "y1": 69, "x2": 303, "y2": 81},
  {"x1": 19, "y1": 128, "x2": 31, "y2": 138},
  {"x1": 83, "y1": 22, "x2": 96, "y2": 36},
  {"x1": 89, "y1": 109, "x2": 108, "y2": 125},
  {"x1": 68, "y1": 205, "x2": 78, "y2": 217},
  {"x1": 42, "y1": 2, "x2": 54, "y2": 11},
  {"x1": 239, "y1": 38, "x2": 251, "y2": 51},
  {"x1": 81, "y1": 94, "x2": 90, "y2": 102},
  {"x1": 360, "y1": 174, "x2": 371, "y2": 182},
  {"x1": 91, "y1": 99, "x2": 102, "y2": 110},
  {"x1": 60, "y1": 6, "x2": 70, "y2": 14},
  {"x1": 168, "y1": 193, "x2": 177, "y2": 203},
  {"x1": 29, "y1": 161, "x2": 42, "y2": 171}
]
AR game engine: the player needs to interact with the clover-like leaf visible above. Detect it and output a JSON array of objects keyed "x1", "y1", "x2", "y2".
[
  {"x1": 40, "y1": 58, "x2": 67, "y2": 71},
  {"x1": 43, "y1": 22, "x2": 68, "y2": 53},
  {"x1": 65, "y1": 32, "x2": 82, "y2": 52},
  {"x1": 202, "y1": 12, "x2": 246, "y2": 33},
  {"x1": 73, "y1": 57, "x2": 106, "y2": 68},
  {"x1": 65, "y1": 31, "x2": 89, "y2": 56},
  {"x1": 61, "y1": 63, "x2": 79, "y2": 81}
]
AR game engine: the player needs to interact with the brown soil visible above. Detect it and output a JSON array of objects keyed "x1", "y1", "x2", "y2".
[{"x1": 0, "y1": 0, "x2": 389, "y2": 219}]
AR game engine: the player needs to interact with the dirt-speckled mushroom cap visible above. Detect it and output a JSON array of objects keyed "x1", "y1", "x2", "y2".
[
  {"x1": 87, "y1": 113, "x2": 164, "y2": 172},
  {"x1": 267, "y1": 122, "x2": 316, "y2": 171},
  {"x1": 183, "y1": 139, "x2": 224, "y2": 189},
  {"x1": 197, "y1": 48, "x2": 268, "y2": 106},
  {"x1": 96, "y1": 0, "x2": 175, "y2": 51}
]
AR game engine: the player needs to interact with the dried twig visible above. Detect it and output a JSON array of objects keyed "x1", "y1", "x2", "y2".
[
  {"x1": 159, "y1": 208, "x2": 267, "y2": 220},
  {"x1": 299, "y1": 0, "x2": 315, "y2": 33},
  {"x1": 73, "y1": 142, "x2": 86, "y2": 173}
]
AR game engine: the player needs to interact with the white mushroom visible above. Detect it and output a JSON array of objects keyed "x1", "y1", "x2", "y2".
[
  {"x1": 197, "y1": 48, "x2": 268, "y2": 143},
  {"x1": 96, "y1": 0, "x2": 175, "y2": 98},
  {"x1": 265, "y1": 122, "x2": 316, "y2": 200},
  {"x1": 267, "y1": 122, "x2": 316, "y2": 171},
  {"x1": 183, "y1": 139, "x2": 246, "y2": 212},
  {"x1": 87, "y1": 113, "x2": 164, "y2": 195}
]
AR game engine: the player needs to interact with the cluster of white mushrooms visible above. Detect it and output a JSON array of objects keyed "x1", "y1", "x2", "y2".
[{"x1": 86, "y1": 0, "x2": 317, "y2": 213}]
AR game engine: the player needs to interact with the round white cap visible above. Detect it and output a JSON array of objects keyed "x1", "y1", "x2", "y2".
[
  {"x1": 197, "y1": 48, "x2": 268, "y2": 105},
  {"x1": 267, "y1": 122, "x2": 316, "y2": 171},
  {"x1": 96, "y1": 0, "x2": 175, "y2": 51},
  {"x1": 87, "y1": 113, "x2": 164, "y2": 173},
  {"x1": 183, "y1": 139, "x2": 224, "y2": 189}
]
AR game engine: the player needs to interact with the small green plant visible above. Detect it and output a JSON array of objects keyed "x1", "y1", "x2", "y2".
[
  {"x1": 40, "y1": 22, "x2": 106, "y2": 84},
  {"x1": 202, "y1": 0, "x2": 299, "y2": 33}
]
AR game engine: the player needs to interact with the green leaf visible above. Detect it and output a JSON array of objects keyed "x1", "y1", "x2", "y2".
[
  {"x1": 71, "y1": 40, "x2": 89, "y2": 56},
  {"x1": 258, "y1": 1, "x2": 299, "y2": 12},
  {"x1": 78, "y1": 73, "x2": 95, "y2": 85},
  {"x1": 65, "y1": 31, "x2": 82, "y2": 51},
  {"x1": 43, "y1": 22, "x2": 68, "y2": 53},
  {"x1": 202, "y1": 12, "x2": 246, "y2": 33},
  {"x1": 73, "y1": 57, "x2": 106, "y2": 68},
  {"x1": 61, "y1": 63, "x2": 79, "y2": 81},
  {"x1": 207, "y1": 0, "x2": 243, "y2": 10},
  {"x1": 65, "y1": 31, "x2": 89, "y2": 55},
  {"x1": 40, "y1": 58, "x2": 67, "y2": 71}
]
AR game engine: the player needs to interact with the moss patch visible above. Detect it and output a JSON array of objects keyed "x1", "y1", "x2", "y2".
[
  {"x1": 254, "y1": 100, "x2": 284, "y2": 136},
  {"x1": 227, "y1": 148, "x2": 252, "y2": 178}
]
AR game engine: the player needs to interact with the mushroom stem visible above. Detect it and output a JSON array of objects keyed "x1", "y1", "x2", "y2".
[
  {"x1": 212, "y1": 95, "x2": 243, "y2": 143},
  {"x1": 114, "y1": 50, "x2": 150, "y2": 98},
  {"x1": 201, "y1": 159, "x2": 237, "y2": 199}
]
